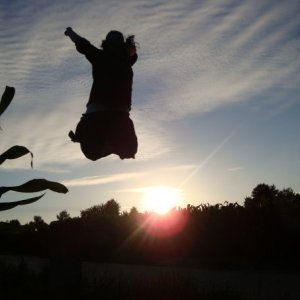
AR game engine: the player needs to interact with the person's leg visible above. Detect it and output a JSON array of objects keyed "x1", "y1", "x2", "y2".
[
  {"x1": 71, "y1": 111, "x2": 133, "y2": 160},
  {"x1": 80, "y1": 141, "x2": 113, "y2": 161},
  {"x1": 113, "y1": 115, "x2": 138, "y2": 159}
]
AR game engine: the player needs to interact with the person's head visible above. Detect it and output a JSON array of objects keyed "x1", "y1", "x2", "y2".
[
  {"x1": 101, "y1": 30, "x2": 137, "y2": 57},
  {"x1": 104, "y1": 31, "x2": 124, "y2": 46},
  {"x1": 101, "y1": 30, "x2": 124, "y2": 51}
]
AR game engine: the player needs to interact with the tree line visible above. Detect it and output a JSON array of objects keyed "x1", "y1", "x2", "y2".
[{"x1": 1, "y1": 183, "x2": 300, "y2": 270}]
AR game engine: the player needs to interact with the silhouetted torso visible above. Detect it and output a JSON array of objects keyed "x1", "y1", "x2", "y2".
[{"x1": 75, "y1": 38, "x2": 137, "y2": 111}]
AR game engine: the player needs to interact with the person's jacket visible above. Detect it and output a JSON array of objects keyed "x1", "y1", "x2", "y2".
[{"x1": 75, "y1": 37, "x2": 138, "y2": 111}]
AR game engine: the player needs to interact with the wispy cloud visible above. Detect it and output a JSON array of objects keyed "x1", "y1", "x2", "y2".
[
  {"x1": 0, "y1": 0, "x2": 299, "y2": 169},
  {"x1": 135, "y1": 0, "x2": 300, "y2": 120},
  {"x1": 163, "y1": 164, "x2": 197, "y2": 172},
  {"x1": 62, "y1": 163, "x2": 196, "y2": 189},
  {"x1": 61, "y1": 171, "x2": 146, "y2": 187},
  {"x1": 227, "y1": 167, "x2": 244, "y2": 172}
]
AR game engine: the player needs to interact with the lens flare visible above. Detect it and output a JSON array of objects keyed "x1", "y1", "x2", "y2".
[
  {"x1": 139, "y1": 186, "x2": 187, "y2": 238},
  {"x1": 142, "y1": 211, "x2": 188, "y2": 238},
  {"x1": 142, "y1": 186, "x2": 182, "y2": 214}
]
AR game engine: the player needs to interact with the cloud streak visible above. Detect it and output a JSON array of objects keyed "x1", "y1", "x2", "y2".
[
  {"x1": 0, "y1": 0, "x2": 299, "y2": 169},
  {"x1": 135, "y1": 0, "x2": 300, "y2": 120},
  {"x1": 61, "y1": 171, "x2": 146, "y2": 187},
  {"x1": 227, "y1": 167, "x2": 244, "y2": 172}
]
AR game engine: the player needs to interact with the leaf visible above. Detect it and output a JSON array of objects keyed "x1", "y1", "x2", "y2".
[
  {"x1": 0, "y1": 145, "x2": 33, "y2": 167},
  {"x1": 0, "y1": 86, "x2": 15, "y2": 117},
  {"x1": 0, "y1": 194, "x2": 45, "y2": 211},
  {"x1": 0, "y1": 179, "x2": 68, "y2": 198}
]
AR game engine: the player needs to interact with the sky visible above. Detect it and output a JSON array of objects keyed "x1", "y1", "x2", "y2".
[{"x1": 0, "y1": 0, "x2": 299, "y2": 223}]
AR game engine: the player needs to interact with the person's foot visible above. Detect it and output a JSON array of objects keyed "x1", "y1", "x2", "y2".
[{"x1": 68, "y1": 130, "x2": 77, "y2": 142}]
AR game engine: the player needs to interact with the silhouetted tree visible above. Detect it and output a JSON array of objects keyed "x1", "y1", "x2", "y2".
[
  {"x1": 29, "y1": 215, "x2": 47, "y2": 231},
  {"x1": 244, "y1": 183, "x2": 278, "y2": 209},
  {"x1": 102, "y1": 199, "x2": 120, "y2": 216},
  {"x1": 1, "y1": 185, "x2": 300, "y2": 269},
  {"x1": 80, "y1": 199, "x2": 120, "y2": 220},
  {"x1": 8, "y1": 219, "x2": 21, "y2": 227},
  {"x1": 56, "y1": 210, "x2": 71, "y2": 222}
]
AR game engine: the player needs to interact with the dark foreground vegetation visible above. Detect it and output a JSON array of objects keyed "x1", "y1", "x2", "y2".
[
  {"x1": 0, "y1": 260, "x2": 256, "y2": 300},
  {"x1": 1, "y1": 183, "x2": 300, "y2": 271}
]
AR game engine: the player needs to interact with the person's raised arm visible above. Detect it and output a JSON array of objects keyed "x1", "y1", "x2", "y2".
[
  {"x1": 64, "y1": 27, "x2": 82, "y2": 43},
  {"x1": 64, "y1": 27, "x2": 99, "y2": 62}
]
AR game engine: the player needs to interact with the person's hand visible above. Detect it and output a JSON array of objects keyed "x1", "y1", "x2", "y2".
[
  {"x1": 64, "y1": 27, "x2": 72, "y2": 36},
  {"x1": 127, "y1": 45, "x2": 136, "y2": 57}
]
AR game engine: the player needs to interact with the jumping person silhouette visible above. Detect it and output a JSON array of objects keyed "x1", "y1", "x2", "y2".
[{"x1": 65, "y1": 27, "x2": 138, "y2": 160}]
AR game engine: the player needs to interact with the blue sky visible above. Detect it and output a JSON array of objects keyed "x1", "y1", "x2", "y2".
[{"x1": 0, "y1": 0, "x2": 299, "y2": 223}]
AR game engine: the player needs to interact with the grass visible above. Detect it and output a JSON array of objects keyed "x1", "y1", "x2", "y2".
[{"x1": 1, "y1": 260, "x2": 293, "y2": 300}]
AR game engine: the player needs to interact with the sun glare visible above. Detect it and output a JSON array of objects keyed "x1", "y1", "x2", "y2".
[{"x1": 142, "y1": 186, "x2": 182, "y2": 214}]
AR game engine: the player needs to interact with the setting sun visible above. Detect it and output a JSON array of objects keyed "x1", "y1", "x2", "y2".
[{"x1": 142, "y1": 186, "x2": 183, "y2": 214}]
